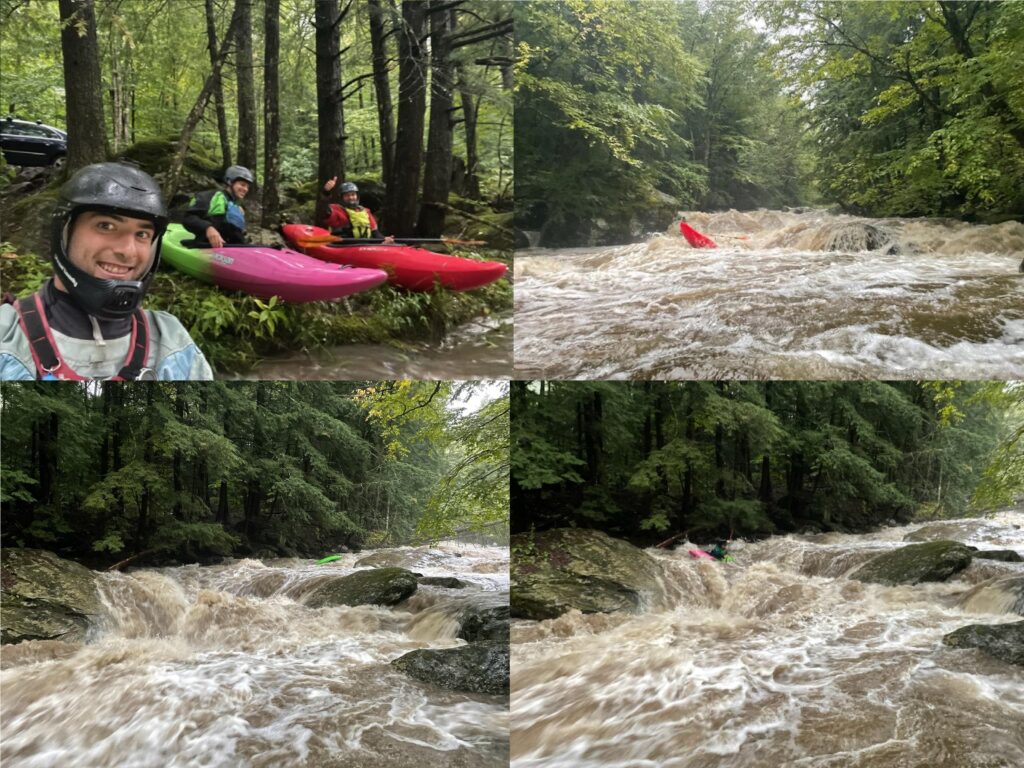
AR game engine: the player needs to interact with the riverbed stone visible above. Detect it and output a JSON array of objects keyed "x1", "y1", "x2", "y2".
[
  {"x1": 418, "y1": 576, "x2": 470, "y2": 589},
  {"x1": 511, "y1": 528, "x2": 663, "y2": 620},
  {"x1": 942, "y1": 621, "x2": 1024, "y2": 667},
  {"x1": 972, "y1": 549, "x2": 1023, "y2": 562},
  {"x1": 392, "y1": 641, "x2": 508, "y2": 695},
  {"x1": 850, "y1": 540, "x2": 974, "y2": 585},
  {"x1": 1, "y1": 548, "x2": 102, "y2": 645},
  {"x1": 305, "y1": 567, "x2": 418, "y2": 608},
  {"x1": 457, "y1": 603, "x2": 510, "y2": 644}
]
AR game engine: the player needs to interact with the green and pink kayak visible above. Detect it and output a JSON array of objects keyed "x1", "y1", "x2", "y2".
[
  {"x1": 281, "y1": 224, "x2": 508, "y2": 292},
  {"x1": 160, "y1": 224, "x2": 388, "y2": 302}
]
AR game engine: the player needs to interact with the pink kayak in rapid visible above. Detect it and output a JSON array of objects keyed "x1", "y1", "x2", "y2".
[
  {"x1": 160, "y1": 224, "x2": 388, "y2": 302},
  {"x1": 688, "y1": 549, "x2": 715, "y2": 560}
]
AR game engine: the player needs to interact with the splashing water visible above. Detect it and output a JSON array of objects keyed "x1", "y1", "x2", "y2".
[
  {"x1": 514, "y1": 211, "x2": 1024, "y2": 379},
  {"x1": 1, "y1": 546, "x2": 509, "y2": 768},
  {"x1": 511, "y1": 512, "x2": 1024, "y2": 767}
]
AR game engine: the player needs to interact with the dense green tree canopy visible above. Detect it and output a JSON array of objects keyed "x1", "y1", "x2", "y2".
[{"x1": 512, "y1": 381, "x2": 1017, "y2": 543}]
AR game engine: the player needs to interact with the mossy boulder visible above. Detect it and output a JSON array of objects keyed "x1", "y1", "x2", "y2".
[
  {"x1": 418, "y1": 576, "x2": 470, "y2": 589},
  {"x1": 511, "y1": 528, "x2": 663, "y2": 620},
  {"x1": 392, "y1": 641, "x2": 508, "y2": 695},
  {"x1": 457, "y1": 602, "x2": 510, "y2": 644},
  {"x1": 942, "y1": 621, "x2": 1024, "y2": 667},
  {"x1": 851, "y1": 540, "x2": 974, "y2": 585},
  {"x1": 1, "y1": 548, "x2": 102, "y2": 645},
  {"x1": 304, "y1": 567, "x2": 418, "y2": 608},
  {"x1": 973, "y1": 549, "x2": 1022, "y2": 563}
]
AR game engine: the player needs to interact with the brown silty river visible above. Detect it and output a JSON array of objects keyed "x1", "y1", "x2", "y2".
[
  {"x1": 1, "y1": 545, "x2": 509, "y2": 768},
  {"x1": 514, "y1": 210, "x2": 1024, "y2": 379},
  {"x1": 511, "y1": 512, "x2": 1024, "y2": 767}
]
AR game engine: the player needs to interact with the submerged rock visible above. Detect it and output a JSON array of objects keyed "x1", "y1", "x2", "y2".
[
  {"x1": 392, "y1": 641, "x2": 509, "y2": 695},
  {"x1": 973, "y1": 549, "x2": 1023, "y2": 562},
  {"x1": 418, "y1": 576, "x2": 470, "y2": 589},
  {"x1": 511, "y1": 528, "x2": 663, "y2": 620},
  {"x1": 850, "y1": 540, "x2": 974, "y2": 585},
  {"x1": 305, "y1": 567, "x2": 418, "y2": 608},
  {"x1": 1, "y1": 548, "x2": 102, "y2": 645},
  {"x1": 943, "y1": 621, "x2": 1024, "y2": 666}
]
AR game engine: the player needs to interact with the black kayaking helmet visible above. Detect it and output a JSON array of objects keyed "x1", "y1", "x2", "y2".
[
  {"x1": 225, "y1": 165, "x2": 255, "y2": 185},
  {"x1": 50, "y1": 162, "x2": 169, "y2": 320},
  {"x1": 339, "y1": 181, "x2": 359, "y2": 208}
]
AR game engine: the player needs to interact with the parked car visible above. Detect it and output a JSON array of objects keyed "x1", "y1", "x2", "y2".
[{"x1": 0, "y1": 117, "x2": 68, "y2": 170}]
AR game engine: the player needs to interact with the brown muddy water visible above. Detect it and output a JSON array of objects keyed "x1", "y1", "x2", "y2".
[
  {"x1": 1, "y1": 544, "x2": 509, "y2": 768},
  {"x1": 231, "y1": 312, "x2": 512, "y2": 380},
  {"x1": 511, "y1": 512, "x2": 1024, "y2": 767},
  {"x1": 514, "y1": 211, "x2": 1024, "y2": 379}
]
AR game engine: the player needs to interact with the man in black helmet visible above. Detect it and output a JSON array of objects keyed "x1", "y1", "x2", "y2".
[
  {"x1": 314, "y1": 176, "x2": 394, "y2": 243},
  {"x1": 182, "y1": 165, "x2": 254, "y2": 248},
  {"x1": 0, "y1": 162, "x2": 213, "y2": 380}
]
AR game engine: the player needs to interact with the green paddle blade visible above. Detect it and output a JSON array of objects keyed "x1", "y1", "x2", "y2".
[{"x1": 316, "y1": 554, "x2": 344, "y2": 565}]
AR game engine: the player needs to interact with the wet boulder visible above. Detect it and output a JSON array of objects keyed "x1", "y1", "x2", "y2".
[
  {"x1": 418, "y1": 576, "x2": 470, "y2": 589},
  {"x1": 820, "y1": 221, "x2": 894, "y2": 252},
  {"x1": 942, "y1": 621, "x2": 1024, "y2": 667},
  {"x1": 305, "y1": 567, "x2": 418, "y2": 608},
  {"x1": 511, "y1": 528, "x2": 663, "y2": 620},
  {"x1": 1, "y1": 548, "x2": 102, "y2": 645},
  {"x1": 973, "y1": 550, "x2": 1022, "y2": 563},
  {"x1": 850, "y1": 540, "x2": 974, "y2": 586},
  {"x1": 457, "y1": 603, "x2": 510, "y2": 644},
  {"x1": 392, "y1": 641, "x2": 509, "y2": 695}
]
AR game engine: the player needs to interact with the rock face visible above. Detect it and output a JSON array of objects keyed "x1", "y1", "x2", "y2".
[
  {"x1": 943, "y1": 621, "x2": 1024, "y2": 667},
  {"x1": 418, "y1": 576, "x2": 470, "y2": 589},
  {"x1": 1, "y1": 549, "x2": 102, "y2": 644},
  {"x1": 973, "y1": 549, "x2": 1023, "y2": 562},
  {"x1": 850, "y1": 540, "x2": 974, "y2": 585},
  {"x1": 458, "y1": 603, "x2": 510, "y2": 644},
  {"x1": 511, "y1": 528, "x2": 663, "y2": 620},
  {"x1": 305, "y1": 567, "x2": 418, "y2": 608},
  {"x1": 391, "y1": 642, "x2": 509, "y2": 695}
]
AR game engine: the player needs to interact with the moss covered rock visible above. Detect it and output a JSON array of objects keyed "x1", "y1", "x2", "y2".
[
  {"x1": 511, "y1": 528, "x2": 663, "y2": 620},
  {"x1": 942, "y1": 621, "x2": 1024, "y2": 666},
  {"x1": 418, "y1": 576, "x2": 470, "y2": 589},
  {"x1": 850, "y1": 540, "x2": 974, "y2": 585},
  {"x1": 304, "y1": 567, "x2": 418, "y2": 608},
  {"x1": 1, "y1": 549, "x2": 102, "y2": 645},
  {"x1": 392, "y1": 641, "x2": 508, "y2": 695},
  {"x1": 457, "y1": 602, "x2": 510, "y2": 644},
  {"x1": 973, "y1": 549, "x2": 1022, "y2": 562}
]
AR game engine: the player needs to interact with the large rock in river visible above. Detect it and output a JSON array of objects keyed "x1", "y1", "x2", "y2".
[
  {"x1": 943, "y1": 621, "x2": 1024, "y2": 667},
  {"x1": 457, "y1": 602, "x2": 510, "y2": 644},
  {"x1": 972, "y1": 549, "x2": 1022, "y2": 563},
  {"x1": 1, "y1": 548, "x2": 102, "y2": 644},
  {"x1": 392, "y1": 641, "x2": 508, "y2": 695},
  {"x1": 305, "y1": 567, "x2": 418, "y2": 608},
  {"x1": 511, "y1": 528, "x2": 663, "y2": 620},
  {"x1": 850, "y1": 540, "x2": 974, "y2": 585}
]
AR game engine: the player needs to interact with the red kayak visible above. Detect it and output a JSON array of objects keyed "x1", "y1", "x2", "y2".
[
  {"x1": 680, "y1": 221, "x2": 717, "y2": 248},
  {"x1": 281, "y1": 224, "x2": 508, "y2": 292}
]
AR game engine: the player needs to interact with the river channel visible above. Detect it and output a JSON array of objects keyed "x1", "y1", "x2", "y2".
[
  {"x1": 514, "y1": 210, "x2": 1024, "y2": 379},
  {"x1": 2, "y1": 544, "x2": 509, "y2": 768},
  {"x1": 511, "y1": 512, "x2": 1024, "y2": 767}
]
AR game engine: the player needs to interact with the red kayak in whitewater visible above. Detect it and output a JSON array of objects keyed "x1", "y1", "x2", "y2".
[
  {"x1": 281, "y1": 224, "x2": 508, "y2": 292},
  {"x1": 680, "y1": 221, "x2": 717, "y2": 248}
]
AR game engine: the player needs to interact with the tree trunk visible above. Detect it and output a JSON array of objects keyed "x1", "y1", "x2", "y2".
[
  {"x1": 205, "y1": 0, "x2": 233, "y2": 167},
  {"x1": 166, "y1": 0, "x2": 246, "y2": 197},
  {"x1": 235, "y1": 0, "x2": 258, "y2": 173},
  {"x1": 261, "y1": 0, "x2": 281, "y2": 226},
  {"x1": 368, "y1": 0, "x2": 395, "y2": 185},
  {"x1": 417, "y1": 3, "x2": 456, "y2": 237},
  {"x1": 388, "y1": 0, "x2": 428, "y2": 234},
  {"x1": 59, "y1": 0, "x2": 107, "y2": 171},
  {"x1": 315, "y1": 0, "x2": 346, "y2": 193},
  {"x1": 457, "y1": 64, "x2": 481, "y2": 198}
]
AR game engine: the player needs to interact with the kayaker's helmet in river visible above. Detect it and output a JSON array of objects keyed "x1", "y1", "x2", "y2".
[
  {"x1": 339, "y1": 182, "x2": 360, "y2": 207},
  {"x1": 225, "y1": 165, "x2": 255, "y2": 186},
  {"x1": 49, "y1": 162, "x2": 169, "y2": 319}
]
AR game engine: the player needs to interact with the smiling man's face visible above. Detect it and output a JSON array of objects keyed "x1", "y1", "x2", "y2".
[{"x1": 59, "y1": 211, "x2": 156, "y2": 285}]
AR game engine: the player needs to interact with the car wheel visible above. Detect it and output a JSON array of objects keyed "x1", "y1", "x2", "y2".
[{"x1": 52, "y1": 155, "x2": 66, "y2": 172}]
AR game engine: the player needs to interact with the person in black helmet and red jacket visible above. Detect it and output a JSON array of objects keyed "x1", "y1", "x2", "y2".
[
  {"x1": 0, "y1": 162, "x2": 213, "y2": 381},
  {"x1": 182, "y1": 165, "x2": 254, "y2": 247},
  {"x1": 314, "y1": 177, "x2": 394, "y2": 243}
]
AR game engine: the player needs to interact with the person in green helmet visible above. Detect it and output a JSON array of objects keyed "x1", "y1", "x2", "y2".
[
  {"x1": 0, "y1": 162, "x2": 213, "y2": 380},
  {"x1": 182, "y1": 165, "x2": 254, "y2": 247},
  {"x1": 314, "y1": 177, "x2": 394, "y2": 243}
]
